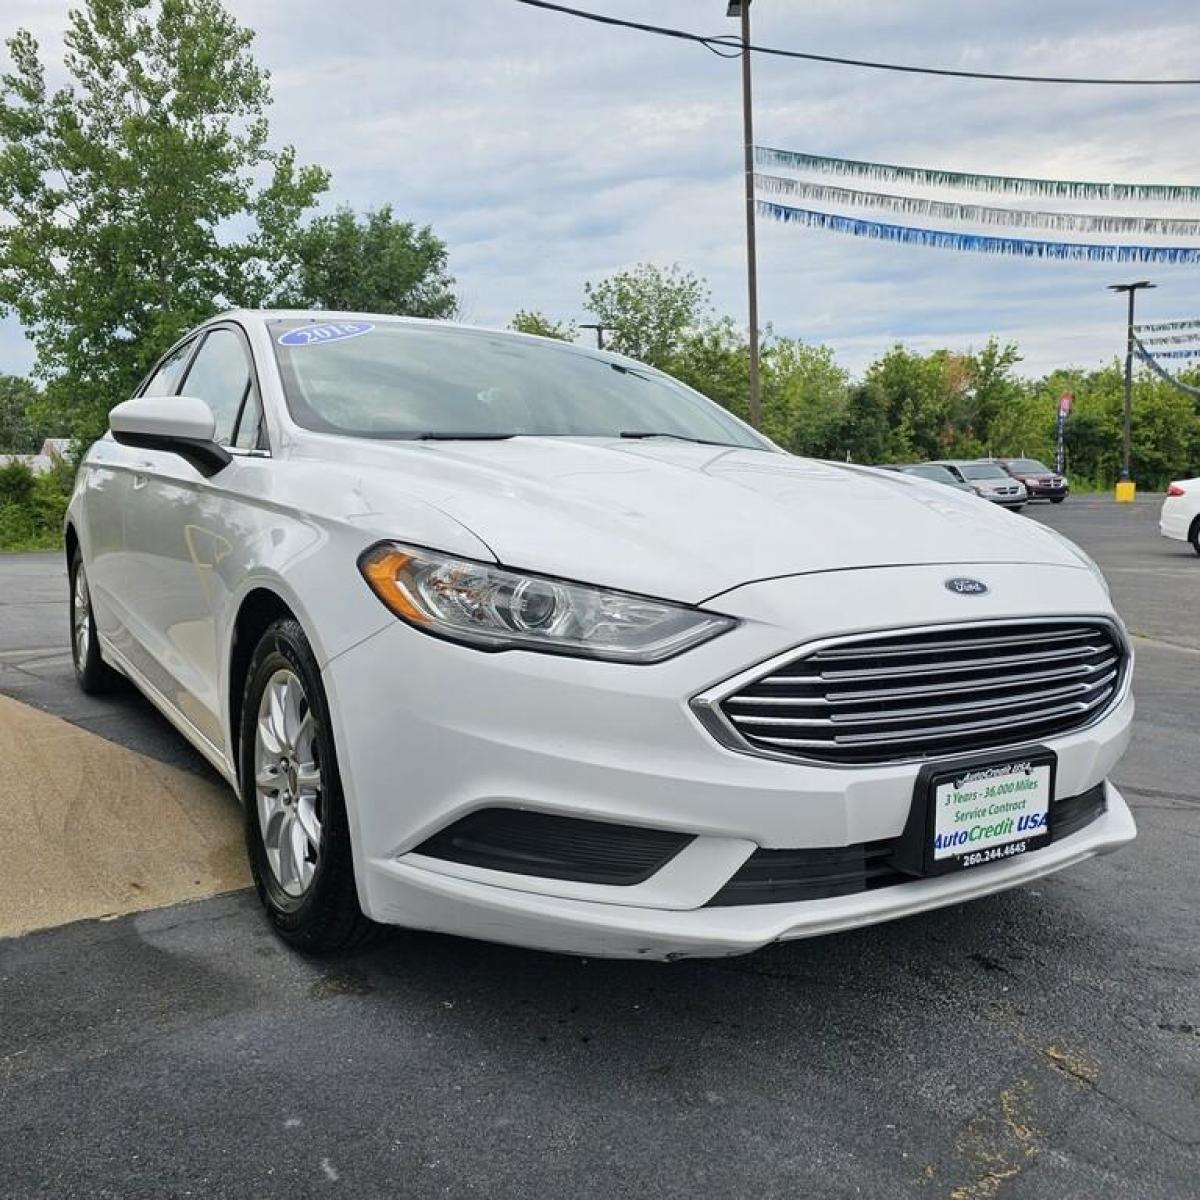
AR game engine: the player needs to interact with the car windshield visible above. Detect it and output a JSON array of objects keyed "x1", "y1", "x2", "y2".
[
  {"x1": 959, "y1": 464, "x2": 1009, "y2": 481},
  {"x1": 1007, "y1": 459, "x2": 1052, "y2": 474},
  {"x1": 908, "y1": 464, "x2": 959, "y2": 484},
  {"x1": 270, "y1": 320, "x2": 769, "y2": 448}
]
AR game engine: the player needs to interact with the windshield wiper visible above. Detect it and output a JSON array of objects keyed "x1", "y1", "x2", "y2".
[{"x1": 619, "y1": 431, "x2": 739, "y2": 447}]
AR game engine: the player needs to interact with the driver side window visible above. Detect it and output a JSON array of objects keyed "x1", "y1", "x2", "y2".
[{"x1": 178, "y1": 328, "x2": 256, "y2": 447}]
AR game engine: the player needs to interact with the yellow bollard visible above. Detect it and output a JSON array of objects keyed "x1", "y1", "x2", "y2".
[{"x1": 1114, "y1": 480, "x2": 1137, "y2": 503}]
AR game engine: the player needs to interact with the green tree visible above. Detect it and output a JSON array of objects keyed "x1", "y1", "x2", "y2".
[
  {"x1": 583, "y1": 263, "x2": 709, "y2": 367},
  {"x1": 509, "y1": 309, "x2": 576, "y2": 341},
  {"x1": 1021, "y1": 362, "x2": 1200, "y2": 489},
  {"x1": 0, "y1": 374, "x2": 46, "y2": 452},
  {"x1": 966, "y1": 338, "x2": 1024, "y2": 452},
  {"x1": 760, "y1": 338, "x2": 849, "y2": 456},
  {"x1": 283, "y1": 205, "x2": 457, "y2": 318},
  {"x1": 0, "y1": 0, "x2": 328, "y2": 442},
  {"x1": 837, "y1": 382, "x2": 896, "y2": 464},
  {"x1": 862, "y1": 345, "x2": 963, "y2": 461},
  {"x1": 0, "y1": 459, "x2": 34, "y2": 506},
  {"x1": 667, "y1": 317, "x2": 748, "y2": 415}
]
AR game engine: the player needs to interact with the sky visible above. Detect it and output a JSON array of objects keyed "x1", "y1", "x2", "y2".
[{"x1": 3, "y1": 0, "x2": 1200, "y2": 379}]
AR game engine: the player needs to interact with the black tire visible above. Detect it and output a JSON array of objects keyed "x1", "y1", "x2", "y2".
[
  {"x1": 1050, "y1": 497, "x2": 1065, "y2": 504},
  {"x1": 1190, "y1": 518, "x2": 1200, "y2": 558},
  {"x1": 69, "y1": 546, "x2": 121, "y2": 694},
  {"x1": 240, "y1": 617, "x2": 375, "y2": 952}
]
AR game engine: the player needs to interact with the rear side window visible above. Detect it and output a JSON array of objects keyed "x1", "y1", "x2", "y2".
[
  {"x1": 141, "y1": 340, "x2": 194, "y2": 398},
  {"x1": 180, "y1": 329, "x2": 254, "y2": 446}
]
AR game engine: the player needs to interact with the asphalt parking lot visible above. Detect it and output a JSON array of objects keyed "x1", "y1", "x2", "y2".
[{"x1": 1, "y1": 495, "x2": 1197, "y2": 1199}]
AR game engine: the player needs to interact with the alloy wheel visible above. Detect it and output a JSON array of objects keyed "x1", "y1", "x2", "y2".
[
  {"x1": 254, "y1": 668, "x2": 324, "y2": 897},
  {"x1": 73, "y1": 565, "x2": 91, "y2": 666}
]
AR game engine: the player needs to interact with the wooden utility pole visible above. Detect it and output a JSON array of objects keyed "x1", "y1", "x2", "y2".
[{"x1": 729, "y1": 1, "x2": 762, "y2": 429}]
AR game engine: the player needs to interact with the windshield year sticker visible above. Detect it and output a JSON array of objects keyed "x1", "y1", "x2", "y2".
[{"x1": 277, "y1": 321, "x2": 374, "y2": 347}]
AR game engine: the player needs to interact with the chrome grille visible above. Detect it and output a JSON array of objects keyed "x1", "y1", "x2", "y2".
[{"x1": 709, "y1": 621, "x2": 1127, "y2": 765}]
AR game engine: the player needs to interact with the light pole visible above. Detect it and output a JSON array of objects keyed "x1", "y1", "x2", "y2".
[
  {"x1": 1107, "y1": 280, "x2": 1155, "y2": 494},
  {"x1": 728, "y1": 0, "x2": 762, "y2": 430}
]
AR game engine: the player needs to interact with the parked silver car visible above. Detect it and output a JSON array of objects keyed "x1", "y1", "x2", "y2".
[
  {"x1": 880, "y1": 463, "x2": 975, "y2": 493},
  {"x1": 932, "y1": 461, "x2": 1027, "y2": 510}
]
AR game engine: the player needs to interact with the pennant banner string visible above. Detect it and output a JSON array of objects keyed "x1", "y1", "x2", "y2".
[
  {"x1": 1136, "y1": 332, "x2": 1200, "y2": 345},
  {"x1": 754, "y1": 173, "x2": 1200, "y2": 236},
  {"x1": 757, "y1": 200, "x2": 1200, "y2": 264},
  {"x1": 1140, "y1": 346, "x2": 1200, "y2": 358},
  {"x1": 755, "y1": 147, "x2": 1200, "y2": 203},
  {"x1": 1133, "y1": 318, "x2": 1200, "y2": 332},
  {"x1": 1133, "y1": 337, "x2": 1200, "y2": 394}
]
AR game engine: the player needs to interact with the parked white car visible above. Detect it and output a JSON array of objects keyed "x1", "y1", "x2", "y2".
[
  {"x1": 66, "y1": 312, "x2": 1136, "y2": 958},
  {"x1": 1160, "y1": 479, "x2": 1200, "y2": 555}
]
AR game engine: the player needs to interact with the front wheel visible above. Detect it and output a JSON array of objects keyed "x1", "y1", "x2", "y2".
[
  {"x1": 1190, "y1": 519, "x2": 1200, "y2": 558},
  {"x1": 240, "y1": 617, "x2": 375, "y2": 951},
  {"x1": 1050, "y1": 497, "x2": 1065, "y2": 505},
  {"x1": 69, "y1": 547, "x2": 120, "y2": 694}
]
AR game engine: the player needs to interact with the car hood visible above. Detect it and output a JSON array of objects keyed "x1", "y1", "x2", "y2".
[{"x1": 305, "y1": 437, "x2": 1084, "y2": 603}]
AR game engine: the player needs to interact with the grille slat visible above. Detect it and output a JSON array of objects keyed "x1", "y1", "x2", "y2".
[
  {"x1": 810, "y1": 627, "x2": 1097, "y2": 661},
  {"x1": 751, "y1": 693, "x2": 1109, "y2": 751},
  {"x1": 726, "y1": 658, "x2": 1118, "y2": 707},
  {"x1": 799, "y1": 642, "x2": 1111, "y2": 684},
  {"x1": 715, "y1": 621, "x2": 1126, "y2": 765},
  {"x1": 728, "y1": 670, "x2": 1118, "y2": 729}
]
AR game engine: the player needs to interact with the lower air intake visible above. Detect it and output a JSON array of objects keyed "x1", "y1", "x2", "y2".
[
  {"x1": 706, "y1": 783, "x2": 1107, "y2": 906},
  {"x1": 413, "y1": 807, "x2": 694, "y2": 885}
]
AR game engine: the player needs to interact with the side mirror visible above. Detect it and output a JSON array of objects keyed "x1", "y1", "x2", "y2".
[{"x1": 109, "y1": 395, "x2": 232, "y2": 477}]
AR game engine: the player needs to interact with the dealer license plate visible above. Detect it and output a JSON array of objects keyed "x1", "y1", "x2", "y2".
[{"x1": 932, "y1": 758, "x2": 1051, "y2": 869}]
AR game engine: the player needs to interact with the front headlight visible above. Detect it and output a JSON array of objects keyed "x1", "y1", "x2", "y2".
[{"x1": 358, "y1": 543, "x2": 736, "y2": 662}]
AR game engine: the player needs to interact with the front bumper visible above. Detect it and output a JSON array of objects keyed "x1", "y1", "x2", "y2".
[
  {"x1": 348, "y1": 782, "x2": 1134, "y2": 958},
  {"x1": 322, "y1": 562, "x2": 1134, "y2": 958}
]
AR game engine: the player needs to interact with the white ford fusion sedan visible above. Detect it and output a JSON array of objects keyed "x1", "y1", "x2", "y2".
[{"x1": 67, "y1": 311, "x2": 1136, "y2": 958}]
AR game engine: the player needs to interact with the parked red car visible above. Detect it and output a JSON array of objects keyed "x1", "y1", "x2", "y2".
[{"x1": 985, "y1": 458, "x2": 1069, "y2": 503}]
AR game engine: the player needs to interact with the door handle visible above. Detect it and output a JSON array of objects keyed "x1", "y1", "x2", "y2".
[{"x1": 132, "y1": 473, "x2": 148, "y2": 490}]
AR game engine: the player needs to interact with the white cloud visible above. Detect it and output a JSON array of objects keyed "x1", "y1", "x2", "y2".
[{"x1": 2, "y1": 0, "x2": 1199, "y2": 379}]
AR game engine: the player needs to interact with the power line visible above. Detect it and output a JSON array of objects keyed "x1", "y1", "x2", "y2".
[{"x1": 513, "y1": 0, "x2": 1200, "y2": 85}]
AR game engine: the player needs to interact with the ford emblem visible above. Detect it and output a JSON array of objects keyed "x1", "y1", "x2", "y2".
[{"x1": 945, "y1": 577, "x2": 989, "y2": 596}]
